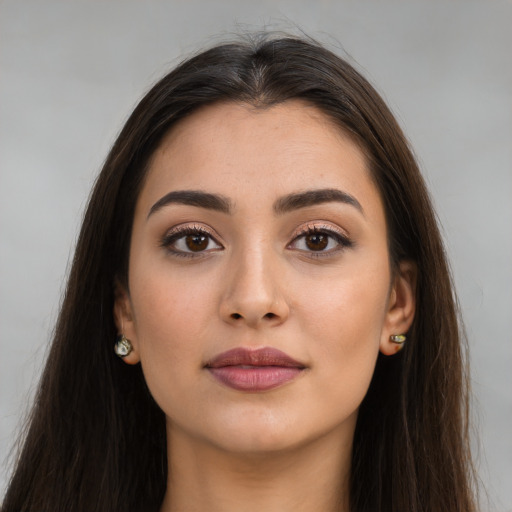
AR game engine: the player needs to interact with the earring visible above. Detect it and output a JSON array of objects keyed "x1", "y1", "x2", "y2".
[
  {"x1": 390, "y1": 334, "x2": 406, "y2": 352},
  {"x1": 114, "y1": 334, "x2": 133, "y2": 358}
]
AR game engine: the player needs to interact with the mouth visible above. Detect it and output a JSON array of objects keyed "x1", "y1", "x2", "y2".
[{"x1": 205, "y1": 347, "x2": 306, "y2": 392}]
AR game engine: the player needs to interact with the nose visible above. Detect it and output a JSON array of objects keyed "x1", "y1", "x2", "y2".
[{"x1": 219, "y1": 244, "x2": 289, "y2": 328}]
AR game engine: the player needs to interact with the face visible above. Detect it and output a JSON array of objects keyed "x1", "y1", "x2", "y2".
[{"x1": 115, "y1": 100, "x2": 415, "y2": 455}]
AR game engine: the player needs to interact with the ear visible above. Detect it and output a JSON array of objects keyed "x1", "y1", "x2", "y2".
[
  {"x1": 113, "y1": 280, "x2": 140, "y2": 365},
  {"x1": 380, "y1": 260, "x2": 417, "y2": 356}
]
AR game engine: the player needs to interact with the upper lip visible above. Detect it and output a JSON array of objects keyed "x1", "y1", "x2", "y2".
[{"x1": 205, "y1": 347, "x2": 305, "y2": 369}]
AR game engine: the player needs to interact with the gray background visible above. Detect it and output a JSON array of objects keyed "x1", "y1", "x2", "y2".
[{"x1": 1, "y1": 1, "x2": 511, "y2": 510}]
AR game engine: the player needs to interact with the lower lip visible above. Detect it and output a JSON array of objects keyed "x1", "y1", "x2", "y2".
[{"x1": 208, "y1": 366, "x2": 303, "y2": 391}]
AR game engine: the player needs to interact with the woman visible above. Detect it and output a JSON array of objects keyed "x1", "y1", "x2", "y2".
[{"x1": 2, "y1": 34, "x2": 477, "y2": 511}]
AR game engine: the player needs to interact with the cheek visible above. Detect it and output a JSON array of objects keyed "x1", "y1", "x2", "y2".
[
  {"x1": 128, "y1": 262, "x2": 218, "y2": 376},
  {"x1": 294, "y1": 256, "x2": 390, "y2": 396},
  {"x1": 128, "y1": 271, "x2": 216, "y2": 422},
  {"x1": 297, "y1": 259, "x2": 390, "y2": 345}
]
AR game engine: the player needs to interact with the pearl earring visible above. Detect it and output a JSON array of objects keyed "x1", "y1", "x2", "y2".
[{"x1": 114, "y1": 334, "x2": 133, "y2": 358}]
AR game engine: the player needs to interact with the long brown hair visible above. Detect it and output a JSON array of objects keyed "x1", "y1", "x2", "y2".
[{"x1": 2, "y1": 34, "x2": 477, "y2": 512}]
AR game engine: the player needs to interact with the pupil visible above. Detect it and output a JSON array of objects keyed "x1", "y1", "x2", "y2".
[
  {"x1": 306, "y1": 234, "x2": 328, "y2": 251},
  {"x1": 186, "y1": 234, "x2": 208, "y2": 252}
]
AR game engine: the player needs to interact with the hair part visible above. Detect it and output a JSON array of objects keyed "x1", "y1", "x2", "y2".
[{"x1": 3, "y1": 33, "x2": 477, "y2": 512}]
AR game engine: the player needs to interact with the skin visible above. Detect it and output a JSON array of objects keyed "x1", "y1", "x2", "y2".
[{"x1": 115, "y1": 100, "x2": 416, "y2": 512}]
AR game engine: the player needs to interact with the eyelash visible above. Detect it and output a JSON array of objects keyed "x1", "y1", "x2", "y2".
[
  {"x1": 160, "y1": 223, "x2": 353, "y2": 259},
  {"x1": 160, "y1": 225, "x2": 221, "y2": 259},
  {"x1": 288, "y1": 224, "x2": 353, "y2": 258}
]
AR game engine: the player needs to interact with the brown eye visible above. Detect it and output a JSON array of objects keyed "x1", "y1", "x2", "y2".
[
  {"x1": 305, "y1": 233, "x2": 329, "y2": 251},
  {"x1": 289, "y1": 227, "x2": 352, "y2": 255},
  {"x1": 185, "y1": 234, "x2": 209, "y2": 252},
  {"x1": 163, "y1": 227, "x2": 223, "y2": 256}
]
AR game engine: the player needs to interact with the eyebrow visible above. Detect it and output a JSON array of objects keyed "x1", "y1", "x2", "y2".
[
  {"x1": 147, "y1": 187, "x2": 364, "y2": 219},
  {"x1": 147, "y1": 190, "x2": 232, "y2": 218},
  {"x1": 273, "y1": 188, "x2": 364, "y2": 216}
]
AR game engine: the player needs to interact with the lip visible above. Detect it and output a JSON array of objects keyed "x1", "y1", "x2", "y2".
[{"x1": 205, "y1": 347, "x2": 306, "y2": 392}]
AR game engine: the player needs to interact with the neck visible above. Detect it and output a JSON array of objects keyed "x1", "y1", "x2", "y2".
[{"x1": 160, "y1": 422, "x2": 353, "y2": 512}]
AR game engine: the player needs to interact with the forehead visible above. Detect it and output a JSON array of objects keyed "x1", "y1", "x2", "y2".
[{"x1": 139, "y1": 100, "x2": 383, "y2": 220}]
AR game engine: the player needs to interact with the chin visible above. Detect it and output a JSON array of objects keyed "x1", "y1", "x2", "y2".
[
  {"x1": 197, "y1": 407, "x2": 354, "y2": 457},
  {"x1": 210, "y1": 430, "x2": 308, "y2": 457}
]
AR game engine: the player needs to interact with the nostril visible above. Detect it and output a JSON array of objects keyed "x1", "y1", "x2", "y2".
[{"x1": 228, "y1": 311, "x2": 279, "y2": 322}]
